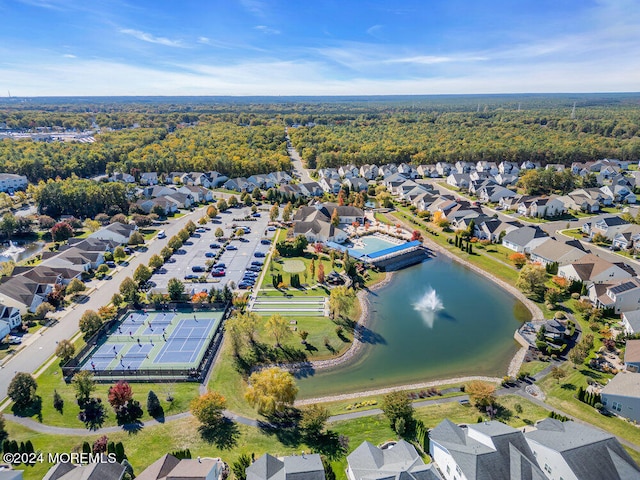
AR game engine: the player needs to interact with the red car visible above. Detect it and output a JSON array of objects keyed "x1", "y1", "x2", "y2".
[{"x1": 210, "y1": 270, "x2": 226, "y2": 277}]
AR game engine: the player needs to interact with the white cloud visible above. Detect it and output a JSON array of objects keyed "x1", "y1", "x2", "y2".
[
  {"x1": 197, "y1": 37, "x2": 210, "y2": 45},
  {"x1": 119, "y1": 28, "x2": 186, "y2": 48},
  {"x1": 239, "y1": 0, "x2": 266, "y2": 16},
  {"x1": 62, "y1": 54, "x2": 76, "y2": 58},
  {"x1": 254, "y1": 25, "x2": 280, "y2": 35},
  {"x1": 366, "y1": 25, "x2": 383, "y2": 37}
]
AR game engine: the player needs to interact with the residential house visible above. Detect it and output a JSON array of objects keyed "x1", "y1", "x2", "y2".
[
  {"x1": 612, "y1": 225, "x2": 640, "y2": 251},
  {"x1": 0, "y1": 275, "x2": 51, "y2": 313},
  {"x1": 317, "y1": 168, "x2": 340, "y2": 180},
  {"x1": 417, "y1": 164, "x2": 438, "y2": 178},
  {"x1": 165, "y1": 192, "x2": 193, "y2": 210},
  {"x1": 469, "y1": 170, "x2": 491, "y2": 182},
  {"x1": 499, "y1": 161, "x2": 519, "y2": 175},
  {"x1": 383, "y1": 172, "x2": 409, "y2": 191},
  {"x1": 178, "y1": 185, "x2": 213, "y2": 203},
  {"x1": 624, "y1": 340, "x2": 640, "y2": 372},
  {"x1": 298, "y1": 182, "x2": 323, "y2": 197},
  {"x1": 319, "y1": 177, "x2": 342, "y2": 194},
  {"x1": 42, "y1": 456, "x2": 126, "y2": 480},
  {"x1": 525, "y1": 417, "x2": 640, "y2": 480},
  {"x1": 247, "y1": 174, "x2": 275, "y2": 190},
  {"x1": 89, "y1": 222, "x2": 137, "y2": 245},
  {"x1": 476, "y1": 160, "x2": 498, "y2": 175},
  {"x1": 412, "y1": 193, "x2": 439, "y2": 212},
  {"x1": 499, "y1": 194, "x2": 526, "y2": 211},
  {"x1": 359, "y1": 164, "x2": 379, "y2": 180},
  {"x1": 147, "y1": 185, "x2": 177, "y2": 198},
  {"x1": 269, "y1": 171, "x2": 293, "y2": 185},
  {"x1": 339, "y1": 164, "x2": 359, "y2": 179},
  {"x1": 223, "y1": 177, "x2": 256, "y2": 192},
  {"x1": 427, "y1": 196, "x2": 459, "y2": 218},
  {"x1": 398, "y1": 163, "x2": 418, "y2": 178},
  {"x1": 602, "y1": 372, "x2": 640, "y2": 423},
  {"x1": 446, "y1": 173, "x2": 471, "y2": 189},
  {"x1": 135, "y1": 197, "x2": 177, "y2": 215},
  {"x1": 292, "y1": 203, "x2": 363, "y2": 243},
  {"x1": 379, "y1": 164, "x2": 398, "y2": 178},
  {"x1": 493, "y1": 173, "x2": 519, "y2": 186},
  {"x1": 246, "y1": 453, "x2": 324, "y2": 480},
  {"x1": 601, "y1": 184, "x2": 637, "y2": 204},
  {"x1": 108, "y1": 172, "x2": 135, "y2": 183},
  {"x1": 517, "y1": 196, "x2": 566, "y2": 218},
  {"x1": 588, "y1": 277, "x2": 640, "y2": 313},
  {"x1": 583, "y1": 215, "x2": 630, "y2": 241},
  {"x1": 545, "y1": 163, "x2": 565, "y2": 172},
  {"x1": 435, "y1": 162, "x2": 453, "y2": 177},
  {"x1": 520, "y1": 160, "x2": 539, "y2": 170},
  {"x1": 477, "y1": 185, "x2": 517, "y2": 203},
  {"x1": 139, "y1": 172, "x2": 159, "y2": 185},
  {"x1": 558, "y1": 253, "x2": 634, "y2": 285},
  {"x1": 277, "y1": 184, "x2": 303, "y2": 198},
  {"x1": 529, "y1": 239, "x2": 588, "y2": 267},
  {"x1": 136, "y1": 454, "x2": 224, "y2": 480},
  {"x1": 344, "y1": 177, "x2": 368, "y2": 192},
  {"x1": 557, "y1": 193, "x2": 601, "y2": 214},
  {"x1": 454, "y1": 161, "x2": 474, "y2": 173},
  {"x1": 0, "y1": 304, "x2": 21, "y2": 330},
  {"x1": 0, "y1": 468, "x2": 22, "y2": 479},
  {"x1": 474, "y1": 219, "x2": 521, "y2": 243},
  {"x1": 206, "y1": 171, "x2": 229, "y2": 188},
  {"x1": 622, "y1": 311, "x2": 640, "y2": 336},
  {"x1": 501, "y1": 226, "x2": 548, "y2": 253},
  {"x1": 167, "y1": 172, "x2": 187, "y2": 184},
  {"x1": 0, "y1": 173, "x2": 28, "y2": 192},
  {"x1": 429, "y1": 419, "x2": 546, "y2": 480},
  {"x1": 541, "y1": 318, "x2": 568, "y2": 341},
  {"x1": 347, "y1": 440, "x2": 442, "y2": 480}
]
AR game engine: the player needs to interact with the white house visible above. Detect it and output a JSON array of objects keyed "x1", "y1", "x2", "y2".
[
  {"x1": 622, "y1": 311, "x2": 640, "y2": 336},
  {"x1": 588, "y1": 277, "x2": 640, "y2": 313},
  {"x1": 502, "y1": 226, "x2": 548, "y2": 253},
  {"x1": 558, "y1": 253, "x2": 633, "y2": 285},
  {"x1": 529, "y1": 239, "x2": 588, "y2": 267},
  {"x1": 601, "y1": 372, "x2": 640, "y2": 424},
  {"x1": 430, "y1": 419, "x2": 546, "y2": 480},
  {"x1": 525, "y1": 417, "x2": 640, "y2": 480},
  {"x1": 0, "y1": 173, "x2": 28, "y2": 192},
  {"x1": 347, "y1": 440, "x2": 441, "y2": 480},
  {"x1": 88, "y1": 223, "x2": 137, "y2": 245},
  {"x1": 517, "y1": 196, "x2": 566, "y2": 218}
]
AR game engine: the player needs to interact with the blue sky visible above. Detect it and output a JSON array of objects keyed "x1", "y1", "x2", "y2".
[{"x1": 0, "y1": 0, "x2": 639, "y2": 95}]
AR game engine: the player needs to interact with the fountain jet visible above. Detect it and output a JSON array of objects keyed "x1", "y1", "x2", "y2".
[{"x1": 413, "y1": 287, "x2": 443, "y2": 328}]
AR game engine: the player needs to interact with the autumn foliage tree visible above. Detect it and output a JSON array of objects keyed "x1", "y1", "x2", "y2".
[
  {"x1": 190, "y1": 391, "x2": 227, "y2": 427},
  {"x1": 509, "y1": 253, "x2": 527, "y2": 269},
  {"x1": 410, "y1": 230, "x2": 423, "y2": 242},
  {"x1": 245, "y1": 367, "x2": 298, "y2": 415},
  {"x1": 465, "y1": 381, "x2": 496, "y2": 407},
  {"x1": 51, "y1": 222, "x2": 74, "y2": 242},
  {"x1": 108, "y1": 381, "x2": 133, "y2": 409}
]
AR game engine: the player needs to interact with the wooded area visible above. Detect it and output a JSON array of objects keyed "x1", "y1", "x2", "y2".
[{"x1": 0, "y1": 95, "x2": 639, "y2": 183}]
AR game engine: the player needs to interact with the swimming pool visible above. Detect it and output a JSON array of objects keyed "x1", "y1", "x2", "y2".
[{"x1": 352, "y1": 235, "x2": 401, "y2": 255}]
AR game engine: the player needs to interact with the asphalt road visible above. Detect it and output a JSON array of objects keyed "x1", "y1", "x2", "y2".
[
  {"x1": 0, "y1": 203, "x2": 214, "y2": 401},
  {"x1": 286, "y1": 131, "x2": 313, "y2": 184}
]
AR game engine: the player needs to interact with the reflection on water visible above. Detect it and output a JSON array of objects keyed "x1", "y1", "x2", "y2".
[
  {"x1": 412, "y1": 287, "x2": 443, "y2": 328},
  {"x1": 0, "y1": 240, "x2": 45, "y2": 263}
]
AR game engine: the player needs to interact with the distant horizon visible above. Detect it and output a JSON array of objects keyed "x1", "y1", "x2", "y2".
[{"x1": 1, "y1": 1, "x2": 639, "y2": 96}]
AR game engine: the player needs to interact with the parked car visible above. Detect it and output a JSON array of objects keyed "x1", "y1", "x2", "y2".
[
  {"x1": 254, "y1": 251, "x2": 266, "y2": 257},
  {"x1": 211, "y1": 270, "x2": 226, "y2": 277},
  {"x1": 260, "y1": 239, "x2": 271, "y2": 245},
  {"x1": 184, "y1": 274, "x2": 198, "y2": 280},
  {"x1": 209, "y1": 243, "x2": 221, "y2": 249},
  {"x1": 196, "y1": 228, "x2": 206, "y2": 233},
  {"x1": 251, "y1": 261, "x2": 264, "y2": 266},
  {"x1": 252, "y1": 212, "x2": 261, "y2": 217},
  {"x1": 239, "y1": 237, "x2": 250, "y2": 243},
  {"x1": 7, "y1": 335, "x2": 21, "y2": 345},
  {"x1": 267, "y1": 226, "x2": 276, "y2": 231},
  {"x1": 227, "y1": 245, "x2": 238, "y2": 251},
  {"x1": 214, "y1": 263, "x2": 226, "y2": 269},
  {"x1": 105, "y1": 261, "x2": 116, "y2": 268},
  {"x1": 238, "y1": 282, "x2": 252, "y2": 289},
  {"x1": 191, "y1": 266, "x2": 205, "y2": 272},
  {"x1": 205, "y1": 252, "x2": 215, "y2": 258},
  {"x1": 247, "y1": 266, "x2": 261, "y2": 272}
]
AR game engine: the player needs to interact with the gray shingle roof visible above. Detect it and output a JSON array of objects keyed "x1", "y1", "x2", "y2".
[
  {"x1": 502, "y1": 226, "x2": 547, "y2": 247},
  {"x1": 246, "y1": 454, "x2": 324, "y2": 480},
  {"x1": 525, "y1": 418, "x2": 640, "y2": 480},
  {"x1": 347, "y1": 440, "x2": 442, "y2": 480}
]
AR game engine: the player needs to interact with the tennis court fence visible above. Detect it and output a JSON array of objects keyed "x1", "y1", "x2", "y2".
[{"x1": 62, "y1": 305, "x2": 230, "y2": 382}]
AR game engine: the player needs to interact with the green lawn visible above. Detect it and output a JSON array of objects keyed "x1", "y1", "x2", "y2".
[
  {"x1": 559, "y1": 228, "x2": 587, "y2": 240},
  {"x1": 12, "y1": 360, "x2": 199, "y2": 429},
  {"x1": 519, "y1": 360, "x2": 550, "y2": 377}
]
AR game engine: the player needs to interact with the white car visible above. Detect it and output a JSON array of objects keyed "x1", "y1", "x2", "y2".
[{"x1": 7, "y1": 335, "x2": 22, "y2": 345}]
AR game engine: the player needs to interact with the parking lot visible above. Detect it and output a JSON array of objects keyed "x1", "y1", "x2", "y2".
[{"x1": 150, "y1": 206, "x2": 276, "y2": 294}]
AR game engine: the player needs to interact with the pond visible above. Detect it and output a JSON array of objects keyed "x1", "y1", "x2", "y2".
[
  {"x1": 296, "y1": 255, "x2": 530, "y2": 398},
  {"x1": 0, "y1": 240, "x2": 46, "y2": 263}
]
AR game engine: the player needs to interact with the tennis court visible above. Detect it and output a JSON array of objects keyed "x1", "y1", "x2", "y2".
[{"x1": 80, "y1": 309, "x2": 224, "y2": 374}]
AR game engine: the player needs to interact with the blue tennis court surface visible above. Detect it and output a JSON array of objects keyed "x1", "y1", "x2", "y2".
[{"x1": 81, "y1": 310, "x2": 224, "y2": 373}]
